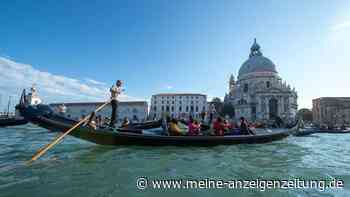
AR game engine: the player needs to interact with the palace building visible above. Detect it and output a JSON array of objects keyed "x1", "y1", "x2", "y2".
[
  {"x1": 50, "y1": 101, "x2": 148, "y2": 123},
  {"x1": 224, "y1": 39, "x2": 298, "y2": 123},
  {"x1": 149, "y1": 93, "x2": 208, "y2": 119},
  {"x1": 313, "y1": 97, "x2": 350, "y2": 127}
]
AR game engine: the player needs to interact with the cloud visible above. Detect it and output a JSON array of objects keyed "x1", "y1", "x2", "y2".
[
  {"x1": 0, "y1": 57, "x2": 141, "y2": 109},
  {"x1": 162, "y1": 85, "x2": 173, "y2": 90},
  {"x1": 332, "y1": 21, "x2": 350, "y2": 32},
  {"x1": 84, "y1": 78, "x2": 106, "y2": 86}
]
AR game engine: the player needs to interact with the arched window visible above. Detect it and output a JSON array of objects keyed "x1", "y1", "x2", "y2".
[
  {"x1": 244, "y1": 84, "x2": 248, "y2": 93},
  {"x1": 266, "y1": 81, "x2": 271, "y2": 88}
]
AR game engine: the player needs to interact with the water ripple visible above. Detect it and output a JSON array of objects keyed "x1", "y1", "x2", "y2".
[{"x1": 0, "y1": 125, "x2": 350, "y2": 196}]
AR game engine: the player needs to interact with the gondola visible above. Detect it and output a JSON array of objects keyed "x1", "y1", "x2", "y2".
[
  {"x1": 0, "y1": 116, "x2": 28, "y2": 127},
  {"x1": 17, "y1": 103, "x2": 295, "y2": 146}
]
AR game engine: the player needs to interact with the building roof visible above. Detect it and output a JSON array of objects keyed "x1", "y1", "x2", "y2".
[
  {"x1": 50, "y1": 101, "x2": 147, "y2": 107},
  {"x1": 153, "y1": 93, "x2": 207, "y2": 97},
  {"x1": 238, "y1": 39, "x2": 277, "y2": 77},
  {"x1": 313, "y1": 97, "x2": 350, "y2": 101}
]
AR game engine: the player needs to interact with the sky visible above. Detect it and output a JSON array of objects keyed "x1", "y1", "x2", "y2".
[{"x1": 0, "y1": 0, "x2": 350, "y2": 111}]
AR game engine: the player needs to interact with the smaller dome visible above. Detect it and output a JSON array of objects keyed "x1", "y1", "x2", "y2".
[{"x1": 250, "y1": 38, "x2": 260, "y2": 51}]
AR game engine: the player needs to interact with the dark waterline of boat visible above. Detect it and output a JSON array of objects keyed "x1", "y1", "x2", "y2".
[{"x1": 0, "y1": 124, "x2": 350, "y2": 197}]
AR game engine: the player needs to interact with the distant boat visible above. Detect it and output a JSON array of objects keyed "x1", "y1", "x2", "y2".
[
  {"x1": 293, "y1": 125, "x2": 350, "y2": 136},
  {"x1": 317, "y1": 128, "x2": 350, "y2": 134},
  {"x1": 0, "y1": 116, "x2": 28, "y2": 127},
  {"x1": 0, "y1": 96, "x2": 28, "y2": 127}
]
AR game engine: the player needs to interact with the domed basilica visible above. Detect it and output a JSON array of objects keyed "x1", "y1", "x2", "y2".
[{"x1": 224, "y1": 39, "x2": 298, "y2": 124}]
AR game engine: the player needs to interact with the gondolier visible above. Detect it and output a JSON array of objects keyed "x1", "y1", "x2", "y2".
[{"x1": 109, "y1": 80, "x2": 123, "y2": 128}]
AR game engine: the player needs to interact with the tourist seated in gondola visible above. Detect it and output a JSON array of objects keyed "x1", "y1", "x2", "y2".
[
  {"x1": 169, "y1": 118, "x2": 182, "y2": 136},
  {"x1": 95, "y1": 115, "x2": 102, "y2": 127},
  {"x1": 223, "y1": 119, "x2": 232, "y2": 132},
  {"x1": 194, "y1": 120, "x2": 202, "y2": 135},
  {"x1": 82, "y1": 112, "x2": 98, "y2": 130},
  {"x1": 254, "y1": 122, "x2": 265, "y2": 128},
  {"x1": 213, "y1": 117, "x2": 225, "y2": 136},
  {"x1": 239, "y1": 117, "x2": 249, "y2": 135},
  {"x1": 102, "y1": 117, "x2": 110, "y2": 127},
  {"x1": 188, "y1": 120, "x2": 201, "y2": 136},
  {"x1": 121, "y1": 117, "x2": 130, "y2": 128},
  {"x1": 161, "y1": 116, "x2": 171, "y2": 135},
  {"x1": 239, "y1": 117, "x2": 255, "y2": 135},
  {"x1": 200, "y1": 111, "x2": 206, "y2": 122}
]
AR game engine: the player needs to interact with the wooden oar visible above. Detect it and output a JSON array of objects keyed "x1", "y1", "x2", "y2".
[{"x1": 27, "y1": 100, "x2": 110, "y2": 164}]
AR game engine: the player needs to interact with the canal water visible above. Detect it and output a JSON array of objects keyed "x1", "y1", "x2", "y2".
[{"x1": 0, "y1": 124, "x2": 349, "y2": 197}]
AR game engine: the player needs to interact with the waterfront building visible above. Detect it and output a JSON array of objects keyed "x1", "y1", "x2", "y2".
[
  {"x1": 312, "y1": 97, "x2": 350, "y2": 127},
  {"x1": 224, "y1": 39, "x2": 298, "y2": 124},
  {"x1": 50, "y1": 101, "x2": 148, "y2": 123},
  {"x1": 149, "y1": 93, "x2": 208, "y2": 119}
]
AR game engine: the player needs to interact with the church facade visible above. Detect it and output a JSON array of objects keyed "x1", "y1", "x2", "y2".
[{"x1": 224, "y1": 39, "x2": 298, "y2": 124}]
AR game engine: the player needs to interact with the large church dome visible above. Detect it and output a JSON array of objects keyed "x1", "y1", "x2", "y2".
[{"x1": 238, "y1": 39, "x2": 277, "y2": 77}]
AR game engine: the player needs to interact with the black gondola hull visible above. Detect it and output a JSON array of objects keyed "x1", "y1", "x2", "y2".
[{"x1": 18, "y1": 104, "x2": 292, "y2": 146}]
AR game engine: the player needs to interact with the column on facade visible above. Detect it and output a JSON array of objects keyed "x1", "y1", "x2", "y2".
[
  {"x1": 265, "y1": 97, "x2": 269, "y2": 119},
  {"x1": 285, "y1": 96, "x2": 290, "y2": 119},
  {"x1": 257, "y1": 97, "x2": 262, "y2": 120},
  {"x1": 280, "y1": 95, "x2": 284, "y2": 117}
]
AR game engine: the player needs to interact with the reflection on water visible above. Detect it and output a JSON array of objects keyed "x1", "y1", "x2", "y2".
[{"x1": 0, "y1": 124, "x2": 350, "y2": 197}]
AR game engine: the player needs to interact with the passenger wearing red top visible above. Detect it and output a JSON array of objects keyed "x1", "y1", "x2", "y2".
[
  {"x1": 193, "y1": 120, "x2": 201, "y2": 135},
  {"x1": 188, "y1": 119, "x2": 200, "y2": 135},
  {"x1": 213, "y1": 117, "x2": 225, "y2": 136}
]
